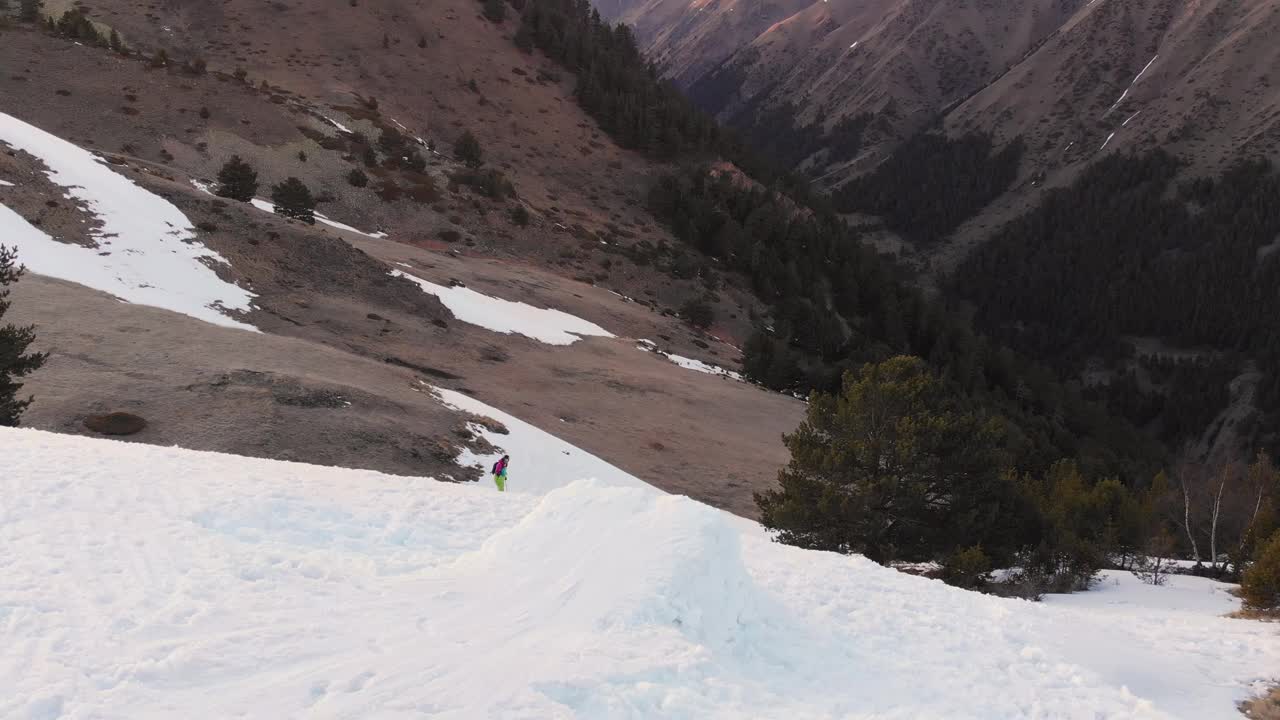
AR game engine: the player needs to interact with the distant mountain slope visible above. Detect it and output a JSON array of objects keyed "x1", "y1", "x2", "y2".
[{"x1": 617, "y1": 0, "x2": 1280, "y2": 183}]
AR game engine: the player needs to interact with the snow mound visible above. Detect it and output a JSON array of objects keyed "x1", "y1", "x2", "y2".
[
  {"x1": 463, "y1": 481, "x2": 763, "y2": 650},
  {"x1": 0, "y1": 113, "x2": 255, "y2": 330},
  {"x1": 393, "y1": 269, "x2": 613, "y2": 345}
]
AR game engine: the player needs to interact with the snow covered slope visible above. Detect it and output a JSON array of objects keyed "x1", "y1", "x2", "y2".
[
  {"x1": 3, "y1": 423, "x2": 1277, "y2": 718},
  {"x1": 0, "y1": 112, "x2": 256, "y2": 330}
]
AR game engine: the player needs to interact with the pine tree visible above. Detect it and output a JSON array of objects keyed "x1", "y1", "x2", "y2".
[
  {"x1": 454, "y1": 130, "x2": 483, "y2": 168},
  {"x1": 270, "y1": 177, "x2": 316, "y2": 224},
  {"x1": 0, "y1": 246, "x2": 48, "y2": 427},
  {"x1": 347, "y1": 168, "x2": 369, "y2": 187},
  {"x1": 755, "y1": 356, "x2": 1014, "y2": 564},
  {"x1": 19, "y1": 0, "x2": 40, "y2": 23},
  {"x1": 215, "y1": 155, "x2": 258, "y2": 202}
]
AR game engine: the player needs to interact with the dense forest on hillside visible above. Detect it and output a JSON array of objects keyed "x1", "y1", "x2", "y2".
[
  {"x1": 956, "y1": 151, "x2": 1280, "y2": 451},
  {"x1": 832, "y1": 132, "x2": 1024, "y2": 244},
  {"x1": 647, "y1": 166, "x2": 1161, "y2": 479}
]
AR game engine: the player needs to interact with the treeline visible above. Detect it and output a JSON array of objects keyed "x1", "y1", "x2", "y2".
[
  {"x1": 956, "y1": 151, "x2": 1280, "y2": 452},
  {"x1": 758, "y1": 357, "x2": 1280, "y2": 598},
  {"x1": 516, "y1": 0, "x2": 725, "y2": 160},
  {"x1": 728, "y1": 99, "x2": 872, "y2": 174},
  {"x1": 833, "y1": 132, "x2": 1023, "y2": 244},
  {"x1": 648, "y1": 165, "x2": 1162, "y2": 479}
]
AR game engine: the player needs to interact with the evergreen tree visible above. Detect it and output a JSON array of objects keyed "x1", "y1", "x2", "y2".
[
  {"x1": 19, "y1": 0, "x2": 39, "y2": 22},
  {"x1": 483, "y1": 0, "x2": 506, "y2": 22},
  {"x1": 347, "y1": 168, "x2": 369, "y2": 187},
  {"x1": 0, "y1": 246, "x2": 48, "y2": 427},
  {"x1": 756, "y1": 356, "x2": 1017, "y2": 564},
  {"x1": 454, "y1": 130, "x2": 483, "y2": 168},
  {"x1": 215, "y1": 155, "x2": 258, "y2": 202},
  {"x1": 270, "y1": 177, "x2": 316, "y2": 223}
]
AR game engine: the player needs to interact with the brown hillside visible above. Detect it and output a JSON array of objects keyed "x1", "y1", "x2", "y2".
[{"x1": 1, "y1": 5, "x2": 803, "y2": 517}]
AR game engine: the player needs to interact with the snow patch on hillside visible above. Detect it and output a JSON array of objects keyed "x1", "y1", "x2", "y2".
[
  {"x1": 0, "y1": 179, "x2": 13, "y2": 187},
  {"x1": 434, "y1": 385, "x2": 648, "y2": 494},
  {"x1": 0, "y1": 112, "x2": 256, "y2": 330},
  {"x1": 391, "y1": 269, "x2": 614, "y2": 345},
  {"x1": 3, "y1": 427, "x2": 1278, "y2": 718},
  {"x1": 637, "y1": 339, "x2": 743, "y2": 381}
]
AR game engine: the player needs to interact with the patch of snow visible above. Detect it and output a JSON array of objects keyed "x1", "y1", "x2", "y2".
[
  {"x1": 0, "y1": 179, "x2": 13, "y2": 187},
  {"x1": 637, "y1": 339, "x2": 744, "y2": 381},
  {"x1": 391, "y1": 269, "x2": 613, "y2": 345},
  {"x1": 1133, "y1": 55, "x2": 1158, "y2": 85},
  {"x1": 321, "y1": 115, "x2": 351, "y2": 134},
  {"x1": 2, "y1": 426, "x2": 1278, "y2": 718},
  {"x1": 0, "y1": 112, "x2": 256, "y2": 330},
  {"x1": 195, "y1": 180, "x2": 386, "y2": 238},
  {"x1": 1043, "y1": 569, "x2": 1240, "y2": 617},
  {"x1": 314, "y1": 212, "x2": 388, "y2": 239},
  {"x1": 191, "y1": 178, "x2": 215, "y2": 196},
  {"x1": 1099, "y1": 132, "x2": 1116, "y2": 151},
  {"x1": 1123, "y1": 111, "x2": 1142, "y2": 126},
  {"x1": 849, "y1": 41, "x2": 859, "y2": 50}
]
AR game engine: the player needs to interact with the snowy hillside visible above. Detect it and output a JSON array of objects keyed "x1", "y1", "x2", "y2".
[
  {"x1": 3, "y1": 399, "x2": 1278, "y2": 718},
  {"x1": 0, "y1": 112, "x2": 256, "y2": 330}
]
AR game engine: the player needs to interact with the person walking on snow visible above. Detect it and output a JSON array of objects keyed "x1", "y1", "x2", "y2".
[{"x1": 492, "y1": 455, "x2": 509, "y2": 492}]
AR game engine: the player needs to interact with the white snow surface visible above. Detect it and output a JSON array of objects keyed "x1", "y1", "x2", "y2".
[
  {"x1": 4, "y1": 427, "x2": 1279, "y2": 718},
  {"x1": 637, "y1": 339, "x2": 743, "y2": 381},
  {"x1": 392, "y1": 269, "x2": 614, "y2": 345},
  {"x1": 0, "y1": 112, "x2": 256, "y2": 330},
  {"x1": 0, "y1": 179, "x2": 13, "y2": 187}
]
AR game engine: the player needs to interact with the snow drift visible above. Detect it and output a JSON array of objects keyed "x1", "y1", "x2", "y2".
[{"x1": 0, "y1": 112, "x2": 256, "y2": 330}]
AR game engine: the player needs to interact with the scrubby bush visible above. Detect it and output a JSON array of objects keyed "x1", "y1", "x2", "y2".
[
  {"x1": 450, "y1": 167, "x2": 513, "y2": 199},
  {"x1": 215, "y1": 155, "x2": 258, "y2": 202},
  {"x1": 510, "y1": 204, "x2": 530, "y2": 227},
  {"x1": 1242, "y1": 531, "x2": 1280, "y2": 610},
  {"x1": 270, "y1": 177, "x2": 316, "y2": 223},
  {"x1": 347, "y1": 168, "x2": 369, "y2": 187},
  {"x1": 680, "y1": 298, "x2": 714, "y2": 329},
  {"x1": 454, "y1": 130, "x2": 483, "y2": 168},
  {"x1": 941, "y1": 546, "x2": 992, "y2": 590}
]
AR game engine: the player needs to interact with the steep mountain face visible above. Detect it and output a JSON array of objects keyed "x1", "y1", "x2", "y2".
[
  {"x1": 948, "y1": 0, "x2": 1280, "y2": 179},
  {"x1": 620, "y1": 0, "x2": 1280, "y2": 184},
  {"x1": 603, "y1": 0, "x2": 1280, "y2": 460}
]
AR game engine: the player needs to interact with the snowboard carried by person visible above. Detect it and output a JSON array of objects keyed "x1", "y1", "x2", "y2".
[{"x1": 491, "y1": 455, "x2": 509, "y2": 492}]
